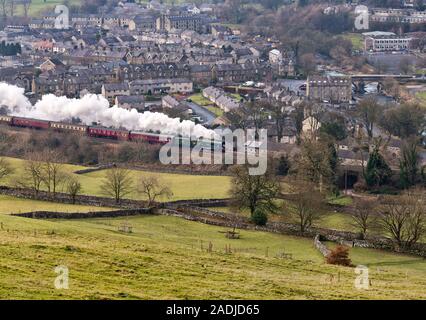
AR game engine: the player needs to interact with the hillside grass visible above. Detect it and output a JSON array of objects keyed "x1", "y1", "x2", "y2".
[
  {"x1": 415, "y1": 91, "x2": 426, "y2": 107},
  {"x1": 0, "y1": 212, "x2": 425, "y2": 299},
  {"x1": 1, "y1": 157, "x2": 231, "y2": 201},
  {"x1": 14, "y1": 0, "x2": 81, "y2": 17},
  {"x1": 210, "y1": 204, "x2": 356, "y2": 232},
  {"x1": 342, "y1": 33, "x2": 364, "y2": 51},
  {"x1": 326, "y1": 242, "x2": 426, "y2": 274},
  {"x1": 0, "y1": 195, "x2": 114, "y2": 215}
]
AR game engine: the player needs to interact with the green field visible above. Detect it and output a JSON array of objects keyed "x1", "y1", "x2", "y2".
[
  {"x1": 0, "y1": 195, "x2": 114, "y2": 215},
  {"x1": 0, "y1": 157, "x2": 425, "y2": 299},
  {"x1": 0, "y1": 210, "x2": 425, "y2": 299},
  {"x1": 415, "y1": 91, "x2": 426, "y2": 107},
  {"x1": 212, "y1": 206, "x2": 356, "y2": 232},
  {"x1": 2, "y1": 157, "x2": 231, "y2": 201},
  {"x1": 342, "y1": 33, "x2": 364, "y2": 51},
  {"x1": 14, "y1": 0, "x2": 81, "y2": 17}
]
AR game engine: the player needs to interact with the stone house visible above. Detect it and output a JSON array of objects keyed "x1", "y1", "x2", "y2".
[
  {"x1": 118, "y1": 63, "x2": 191, "y2": 81},
  {"x1": 115, "y1": 95, "x2": 146, "y2": 111},
  {"x1": 189, "y1": 64, "x2": 212, "y2": 85},
  {"x1": 307, "y1": 75, "x2": 352, "y2": 103},
  {"x1": 102, "y1": 83, "x2": 130, "y2": 104},
  {"x1": 130, "y1": 78, "x2": 193, "y2": 95},
  {"x1": 162, "y1": 95, "x2": 181, "y2": 108}
]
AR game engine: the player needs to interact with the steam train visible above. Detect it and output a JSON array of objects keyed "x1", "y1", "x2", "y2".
[{"x1": 0, "y1": 115, "x2": 223, "y2": 150}]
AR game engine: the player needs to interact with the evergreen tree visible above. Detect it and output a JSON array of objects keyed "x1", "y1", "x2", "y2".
[
  {"x1": 399, "y1": 140, "x2": 419, "y2": 189},
  {"x1": 364, "y1": 146, "x2": 392, "y2": 188},
  {"x1": 276, "y1": 155, "x2": 290, "y2": 176}
]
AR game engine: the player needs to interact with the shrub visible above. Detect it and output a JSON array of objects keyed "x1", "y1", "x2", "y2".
[
  {"x1": 276, "y1": 155, "x2": 290, "y2": 176},
  {"x1": 326, "y1": 246, "x2": 352, "y2": 266},
  {"x1": 368, "y1": 186, "x2": 399, "y2": 195},
  {"x1": 250, "y1": 209, "x2": 268, "y2": 226},
  {"x1": 353, "y1": 181, "x2": 367, "y2": 193}
]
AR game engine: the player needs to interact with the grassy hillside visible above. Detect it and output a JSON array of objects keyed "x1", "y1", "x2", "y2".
[
  {"x1": 1, "y1": 157, "x2": 231, "y2": 201},
  {"x1": 0, "y1": 195, "x2": 114, "y2": 214},
  {"x1": 0, "y1": 157, "x2": 425, "y2": 299},
  {"x1": 0, "y1": 211, "x2": 425, "y2": 299},
  {"x1": 342, "y1": 33, "x2": 364, "y2": 51},
  {"x1": 14, "y1": 0, "x2": 81, "y2": 17},
  {"x1": 211, "y1": 205, "x2": 356, "y2": 233}
]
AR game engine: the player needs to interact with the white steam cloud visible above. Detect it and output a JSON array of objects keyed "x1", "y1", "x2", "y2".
[{"x1": 0, "y1": 82, "x2": 215, "y2": 138}]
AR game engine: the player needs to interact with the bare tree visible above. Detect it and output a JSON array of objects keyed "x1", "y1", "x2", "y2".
[
  {"x1": 230, "y1": 165, "x2": 281, "y2": 217},
  {"x1": 100, "y1": 167, "x2": 133, "y2": 203},
  {"x1": 382, "y1": 77, "x2": 401, "y2": 101},
  {"x1": 357, "y1": 97, "x2": 383, "y2": 140},
  {"x1": 17, "y1": 153, "x2": 43, "y2": 193},
  {"x1": 399, "y1": 57, "x2": 413, "y2": 75},
  {"x1": 301, "y1": 102, "x2": 324, "y2": 141},
  {"x1": 287, "y1": 179, "x2": 326, "y2": 233},
  {"x1": 8, "y1": 0, "x2": 14, "y2": 17},
  {"x1": 298, "y1": 136, "x2": 337, "y2": 192},
  {"x1": 23, "y1": 0, "x2": 31, "y2": 18},
  {"x1": 378, "y1": 192, "x2": 425, "y2": 249},
  {"x1": 66, "y1": 178, "x2": 82, "y2": 204},
  {"x1": 226, "y1": 108, "x2": 248, "y2": 130},
  {"x1": 139, "y1": 175, "x2": 172, "y2": 206},
  {"x1": 0, "y1": 0, "x2": 8, "y2": 18},
  {"x1": 262, "y1": 99, "x2": 288, "y2": 143},
  {"x1": 243, "y1": 100, "x2": 268, "y2": 136},
  {"x1": 351, "y1": 198, "x2": 376, "y2": 239},
  {"x1": 40, "y1": 150, "x2": 67, "y2": 197},
  {"x1": 0, "y1": 157, "x2": 13, "y2": 183}
]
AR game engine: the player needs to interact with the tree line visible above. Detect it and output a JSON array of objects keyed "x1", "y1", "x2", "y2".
[{"x1": 0, "y1": 155, "x2": 173, "y2": 205}]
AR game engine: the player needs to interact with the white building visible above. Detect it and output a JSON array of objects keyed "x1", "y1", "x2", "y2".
[
  {"x1": 269, "y1": 49, "x2": 283, "y2": 65},
  {"x1": 364, "y1": 34, "x2": 412, "y2": 52},
  {"x1": 130, "y1": 78, "x2": 193, "y2": 95}
]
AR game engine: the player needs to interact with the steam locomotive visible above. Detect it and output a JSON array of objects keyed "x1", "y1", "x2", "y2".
[{"x1": 0, "y1": 116, "x2": 223, "y2": 150}]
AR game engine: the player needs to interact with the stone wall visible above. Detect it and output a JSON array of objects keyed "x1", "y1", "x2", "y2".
[
  {"x1": 130, "y1": 164, "x2": 231, "y2": 176},
  {"x1": 73, "y1": 164, "x2": 116, "y2": 175},
  {"x1": 3, "y1": 185, "x2": 425, "y2": 257},
  {"x1": 314, "y1": 234, "x2": 331, "y2": 257},
  {"x1": 0, "y1": 186, "x2": 230, "y2": 209},
  {"x1": 0, "y1": 186, "x2": 147, "y2": 209},
  {"x1": 160, "y1": 205, "x2": 426, "y2": 258},
  {"x1": 165, "y1": 199, "x2": 231, "y2": 208},
  {"x1": 12, "y1": 208, "x2": 152, "y2": 219}
]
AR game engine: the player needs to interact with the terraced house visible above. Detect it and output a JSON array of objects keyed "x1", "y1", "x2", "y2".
[
  {"x1": 370, "y1": 8, "x2": 426, "y2": 24},
  {"x1": 117, "y1": 63, "x2": 191, "y2": 81},
  {"x1": 307, "y1": 75, "x2": 352, "y2": 104},
  {"x1": 364, "y1": 34, "x2": 412, "y2": 52},
  {"x1": 211, "y1": 63, "x2": 270, "y2": 84},
  {"x1": 157, "y1": 14, "x2": 202, "y2": 33},
  {"x1": 130, "y1": 78, "x2": 193, "y2": 95}
]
